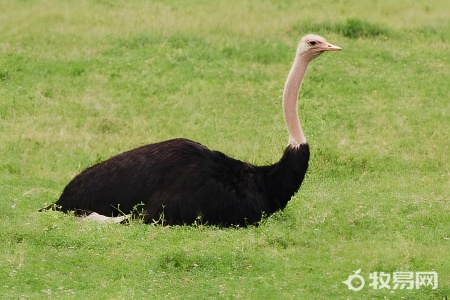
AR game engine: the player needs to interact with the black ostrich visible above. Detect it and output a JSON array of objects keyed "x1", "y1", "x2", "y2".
[{"x1": 41, "y1": 34, "x2": 341, "y2": 226}]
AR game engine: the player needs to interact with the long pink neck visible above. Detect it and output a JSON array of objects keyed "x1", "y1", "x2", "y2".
[{"x1": 283, "y1": 54, "x2": 310, "y2": 146}]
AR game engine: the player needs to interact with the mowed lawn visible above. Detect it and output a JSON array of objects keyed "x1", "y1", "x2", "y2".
[{"x1": 0, "y1": 0, "x2": 449, "y2": 299}]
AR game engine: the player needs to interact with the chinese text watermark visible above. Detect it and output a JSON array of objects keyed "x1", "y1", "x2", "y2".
[{"x1": 342, "y1": 269, "x2": 438, "y2": 292}]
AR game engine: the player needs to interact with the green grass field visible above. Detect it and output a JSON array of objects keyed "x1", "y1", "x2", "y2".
[{"x1": 1, "y1": 0, "x2": 449, "y2": 298}]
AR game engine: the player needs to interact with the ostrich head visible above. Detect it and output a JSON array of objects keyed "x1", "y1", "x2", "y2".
[
  {"x1": 296, "y1": 34, "x2": 341, "y2": 61},
  {"x1": 283, "y1": 34, "x2": 341, "y2": 146}
]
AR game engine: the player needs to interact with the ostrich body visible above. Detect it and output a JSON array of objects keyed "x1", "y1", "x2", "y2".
[{"x1": 43, "y1": 35, "x2": 341, "y2": 226}]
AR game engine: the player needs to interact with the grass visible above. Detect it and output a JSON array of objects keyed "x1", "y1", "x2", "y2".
[{"x1": 1, "y1": 0, "x2": 449, "y2": 298}]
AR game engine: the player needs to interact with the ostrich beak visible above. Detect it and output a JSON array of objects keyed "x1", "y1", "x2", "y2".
[{"x1": 325, "y1": 42, "x2": 342, "y2": 51}]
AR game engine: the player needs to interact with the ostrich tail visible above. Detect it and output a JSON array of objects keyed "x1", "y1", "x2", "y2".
[{"x1": 83, "y1": 212, "x2": 129, "y2": 224}]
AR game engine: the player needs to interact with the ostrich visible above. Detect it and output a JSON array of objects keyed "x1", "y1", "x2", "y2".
[{"x1": 41, "y1": 34, "x2": 341, "y2": 226}]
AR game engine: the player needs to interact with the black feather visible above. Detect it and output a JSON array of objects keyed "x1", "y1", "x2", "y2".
[{"x1": 47, "y1": 138, "x2": 309, "y2": 227}]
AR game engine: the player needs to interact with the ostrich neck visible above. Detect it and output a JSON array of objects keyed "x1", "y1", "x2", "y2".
[{"x1": 283, "y1": 55, "x2": 310, "y2": 146}]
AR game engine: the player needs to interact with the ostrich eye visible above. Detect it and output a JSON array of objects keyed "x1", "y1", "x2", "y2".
[{"x1": 308, "y1": 41, "x2": 317, "y2": 46}]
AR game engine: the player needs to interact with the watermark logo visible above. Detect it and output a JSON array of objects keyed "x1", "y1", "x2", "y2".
[{"x1": 343, "y1": 269, "x2": 438, "y2": 291}]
